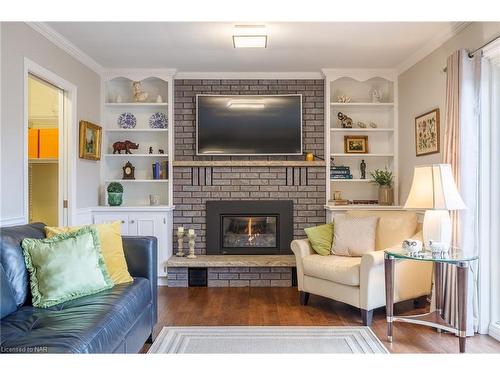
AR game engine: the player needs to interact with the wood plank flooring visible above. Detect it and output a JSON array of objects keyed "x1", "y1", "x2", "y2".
[{"x1": 146, "y1": 286, "x2": 500, "y2": 353}]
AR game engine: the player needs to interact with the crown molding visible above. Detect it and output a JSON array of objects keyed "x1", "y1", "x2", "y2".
[
  {"x1": 26, "y1": 22, "x2": 104, "y2": 75},
  {"x1": 396, "y1": 22, "x2": 472, "y2": 75},
  {"x1": 175, "y1": 71, "x2": 324, "y2": 79}
]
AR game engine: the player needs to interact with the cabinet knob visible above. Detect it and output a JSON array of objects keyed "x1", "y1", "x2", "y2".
[
  {"x1": 130, "y1": 220, "x2": 135, "y2": 224},
  {"x1": 121, "y1": 220, "x2": 125, "y2": 224}
]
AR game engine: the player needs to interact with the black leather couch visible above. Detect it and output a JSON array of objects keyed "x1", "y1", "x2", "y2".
[{"x1": 0, "y1": 223, "x2": 157, "y2": 353}]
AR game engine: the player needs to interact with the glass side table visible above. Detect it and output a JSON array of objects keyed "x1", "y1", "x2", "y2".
[{"x1": 384, "y1": 247, "x2": 478, "y2": 353}]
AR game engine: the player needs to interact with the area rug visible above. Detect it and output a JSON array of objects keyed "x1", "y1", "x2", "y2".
[{"x1": 147, "y1": 326, "x2": 389, "y2": 353}]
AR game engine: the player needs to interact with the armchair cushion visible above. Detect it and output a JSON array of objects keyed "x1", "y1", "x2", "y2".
[
  {"x1": 304, "y1": 223, "x2": 334, "y2": 256},
  {"x1": 332, "y1": 216, "x2": 378, "y2": 256},
  {"x1": 347, "y1": 211, "x2": 418, "y2": 250},
  {"x1": 303, "y1": 254, "x2": 361, "y2": 286}
]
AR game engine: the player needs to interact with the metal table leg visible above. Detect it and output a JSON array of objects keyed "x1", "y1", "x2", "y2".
[
  {"x1": 457, "y1": 262, "x2": 468, "y2": 353},
  {"x1": 384, "y1": 254, "x2": 395, "y2": 342}
]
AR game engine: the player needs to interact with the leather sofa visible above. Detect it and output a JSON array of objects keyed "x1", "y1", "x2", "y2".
[
  {"x1": 0, "y1": 223, "x2": 157, "y2": 353},
  {"x1": 291, "y1": 211, "x2": 433, "y2": 326}
]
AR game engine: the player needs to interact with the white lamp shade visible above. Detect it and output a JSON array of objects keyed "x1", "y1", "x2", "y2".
[{"x1": 404, "y1": 164, "x2": 466, "y2": 210}]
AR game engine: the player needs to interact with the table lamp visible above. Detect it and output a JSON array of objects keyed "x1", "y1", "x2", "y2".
[{"x1": 404, "y1": 164, "x2": 466, "y2": 248}]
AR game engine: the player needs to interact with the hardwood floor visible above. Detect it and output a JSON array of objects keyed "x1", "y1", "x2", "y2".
[{"x1": 147, "y1": 286, "x2": 500, "y2": 353}]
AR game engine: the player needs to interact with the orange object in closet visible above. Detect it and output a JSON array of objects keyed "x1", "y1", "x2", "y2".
[
  {"x1": 28, "y1": 129, "x2": 39, "y2": 159},
  {"x1": 39, "y1": 128, "x2": 58, "y2": 159}
]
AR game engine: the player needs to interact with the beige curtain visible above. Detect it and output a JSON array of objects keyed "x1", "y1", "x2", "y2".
[{"x1": 440, "y1": 49, "x2": 480, "y2": 335}]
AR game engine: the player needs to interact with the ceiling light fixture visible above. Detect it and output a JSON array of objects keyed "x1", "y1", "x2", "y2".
[{"x1": 232, "y1": 25, "x2": 267, "y2": 48}]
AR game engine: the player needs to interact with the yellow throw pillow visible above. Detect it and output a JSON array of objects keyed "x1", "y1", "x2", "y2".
[{"x1": 45, "y1": 221, "x2": 133, "y2": 284}]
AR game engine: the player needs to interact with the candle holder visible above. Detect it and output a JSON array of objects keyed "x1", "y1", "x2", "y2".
[
  {"x1": 176, "y1": 229, "x2": 185, "y2": 257},
  {"x1": 187, "y1": 231, "x2": 197, "y2": 259}
]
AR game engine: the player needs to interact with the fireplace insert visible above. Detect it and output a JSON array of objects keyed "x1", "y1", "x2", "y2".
[{"x1": 206, "y1": 200, "x2": 293, "y2": 255}]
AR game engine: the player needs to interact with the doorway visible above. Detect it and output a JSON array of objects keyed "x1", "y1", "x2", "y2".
[
  {"x1": 27, "y1": 75, "x2": 63, "y2": 226},
  {"x1": 24, "y1": 59, "x2": 77, "y2": 226}
]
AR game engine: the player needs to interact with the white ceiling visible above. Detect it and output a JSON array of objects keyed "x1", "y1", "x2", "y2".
[{"x1": 46, "y1": 22, "x2": 461, "y2": 72}]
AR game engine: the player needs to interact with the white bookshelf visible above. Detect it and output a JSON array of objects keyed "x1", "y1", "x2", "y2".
[
  {"x1": 322, "y1": 69, "x2": 399, "y2": 208},
  {"x1": 101, "y1": 70, "x2": 175, "y2": 207}
]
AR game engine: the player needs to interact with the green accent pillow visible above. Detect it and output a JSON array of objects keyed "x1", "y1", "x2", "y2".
[
  {"x1": 304, "y1": 223, "x2": 334, "y2": 256},
  {"x1": 22, "y1": 226, "x2": 114, "y2": 308}
]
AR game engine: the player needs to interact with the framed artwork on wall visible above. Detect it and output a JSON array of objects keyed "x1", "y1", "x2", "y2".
[
  {"x1": 79, "y1": 120, "x2": 102, "y2": 161},
  {"x1": 415, "y1": 108, "x2": 440, "y2": 156},
  {"x1": 344, "y1": 135, "x2": 368, "y2": 154}
]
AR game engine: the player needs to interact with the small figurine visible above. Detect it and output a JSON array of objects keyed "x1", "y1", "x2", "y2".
[
  {"x1": 402, "y1": 239, "x2": 423, "y2": 256},
  {"x1": 357, "y1": 121, "x2": 367, "y2": 128},
  {"x1": 112, "y1": 140, "x2": 139, "y2": 154},
  {"x1": 336, "y1": 95, "x2": 351, "y2": 103},
  {"x1": 360, "y1": 159, "x2": 366, "y2": 179},
  {"x1": 176, "y1": 227, "x2": 185, "y2": 257},
  {"x1": 370, "y1": 88, "x2": 382, "y2": 103},
  {"x1": 369, "y1": 121, "x2": 378, "y2": 128},
  {"x1": 337, "y1": 112, "x2": 353, "y2": 128},
  {"x1": 428, "y1": 240, "x2": 449, "y2": 254},
  {"x1": 149, "y1": 146, "x2": 153, "y2": 154},
  {"x1": 158, "y1": 149, "x2": 165, "y2": 154},
  {"x1": 132, "y1": 81, "x2": 148, "y2": 102}
]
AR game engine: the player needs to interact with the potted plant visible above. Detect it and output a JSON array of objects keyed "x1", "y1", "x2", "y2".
[
  {"x1": 107, "y1": 182, "x2": 123, "y2": 206},
  {"x1": 370, "y1": 168, "x2": 394, "y2": 206}
]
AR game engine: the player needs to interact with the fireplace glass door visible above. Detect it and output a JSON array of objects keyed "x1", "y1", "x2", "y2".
[{"x1": 222, "y1": 215, "x2": 278, "y2": 249}]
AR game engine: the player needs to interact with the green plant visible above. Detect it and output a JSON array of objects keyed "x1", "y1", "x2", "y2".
[
  {"x1": 370, "y1": 168, "x2": 393, "y2": 186},
  {"x1": 107, "y1": 182, "x2": 123, "y2": 193}
]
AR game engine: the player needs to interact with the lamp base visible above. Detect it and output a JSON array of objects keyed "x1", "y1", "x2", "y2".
[{"x1": 423, "y1": 210, "x2": 452, "y2": 248}]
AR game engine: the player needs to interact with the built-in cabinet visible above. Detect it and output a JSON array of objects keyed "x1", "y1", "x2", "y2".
[
  {"x1": 92, "y1": 207, "x2": 174, "y2": 278},
  {"x1": 322, "y1": 69, "x2": 399, "y2": 209}
]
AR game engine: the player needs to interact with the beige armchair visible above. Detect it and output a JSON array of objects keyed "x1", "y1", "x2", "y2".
[{"x1": 291, "y1": 211, "x2": 433, "y2": 326}]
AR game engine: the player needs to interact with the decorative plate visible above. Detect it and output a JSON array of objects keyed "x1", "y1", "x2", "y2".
[
  {"x1": 118, "y1": 112, "x2": 136, "y2": 129},
  {"x1": 149, "y1": 112, "x2": 168, "y2": 129}
]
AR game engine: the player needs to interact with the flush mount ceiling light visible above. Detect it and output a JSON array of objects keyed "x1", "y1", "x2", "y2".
[{"x1": 232, "y1": 25, "x2": 267, "y2": 48}]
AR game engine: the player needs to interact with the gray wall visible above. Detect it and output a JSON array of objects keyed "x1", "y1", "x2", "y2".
[
  {"x1": 1, "y1": 22, "x2": 101, "y2": 223},
  {"x1": 398, "y1": 22, "x2": 500, "y2": 203}
]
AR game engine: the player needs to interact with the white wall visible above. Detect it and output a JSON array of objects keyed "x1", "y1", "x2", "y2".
[
  {"x1": 0, "y1": 22, "x2": 101, "y2": 224},
  {"x1": 398, "y1": 22, "x2": 500, "y2": 202}
]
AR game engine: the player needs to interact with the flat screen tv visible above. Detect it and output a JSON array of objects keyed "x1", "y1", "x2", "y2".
[{"x1": 196, "y1": 94, "x2": 302, "y2": 155}]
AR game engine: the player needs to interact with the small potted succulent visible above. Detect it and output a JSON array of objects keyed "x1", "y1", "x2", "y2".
[
  {"x1": 107, "y1": 182, "x2": 124, "y2": 206},
  {"x1": 370, "y1": 168, "x2": 394, "y2": 206}
]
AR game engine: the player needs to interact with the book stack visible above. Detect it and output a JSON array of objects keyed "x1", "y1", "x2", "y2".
[
  {"x1": 330, "y1": 165, "x2": 353, "y2": 180},
  {"x1": 152, "y1": 161, "x2": 169, "y2": 180},
  {"x1": 352, "y1": 200, "x2": 379, "y2": 205}
]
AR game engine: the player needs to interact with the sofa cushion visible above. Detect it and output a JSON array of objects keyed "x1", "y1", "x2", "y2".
[
  {"x1": 302, "y1": 254, "x2": 361, "y2": 286},
  {"x1": 0, "y1": 223, "x2": 46, "y2": 308},
  {"x1": 0, "y1": 277, "x2": 151, "y2": 353},
  {"x1": 347, "y1": 211, "x2": 418, "y2": 250},
  {"x1": 22, "y1": 227, "x2": 114, "y2": 308}
]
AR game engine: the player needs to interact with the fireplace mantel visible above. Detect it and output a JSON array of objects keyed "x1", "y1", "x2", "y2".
[{"x1": 173, "y1": 160, "x2": 325, "y2": 167}]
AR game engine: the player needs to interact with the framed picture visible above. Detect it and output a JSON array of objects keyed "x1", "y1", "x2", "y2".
[
  {"x1": 344, "y1": 135, "x2": 368, "y2": 154},
  {"x1": 79, "y1": 120, "x2": 102, "y2": 160},
  {"x1": 415, "y1": 108, "x2": 440, "y2": 156}
]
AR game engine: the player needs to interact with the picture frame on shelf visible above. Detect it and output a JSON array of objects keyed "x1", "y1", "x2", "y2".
[
  {"x1": 415, "y1": 108, "x2": 440, "y2": 156},
  {"x1": 79, "y1": 120, "x2": 102, "y2": 161},
  {"x1": 344, "y1": 135, "x2": 368, "y2": 154}
]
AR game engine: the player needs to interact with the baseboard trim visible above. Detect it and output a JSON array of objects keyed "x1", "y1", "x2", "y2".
[
  {"x1": 0, "y1": 216, "x2": 26, "y2": 227},
  {"x1": 489, "y1": 322, "x2": 500, "y2": 342}
]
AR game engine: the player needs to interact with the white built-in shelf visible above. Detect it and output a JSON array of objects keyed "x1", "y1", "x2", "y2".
[
  {"x1": 91, "y1": 205, "x2": 175, "y2": 212},
  {"x1": 330, "y1": 128, "x2": 394, "y2": 132},
  {"x1": 330, "y1": 102, "x2": 394, "y2": 108},
  {"x1": 330, "y1": 179, "x2": 372, "y2": 182},
  {"x1": 331, "y1": 153, "x2": 394, "y2": 157},
  {"x1": 105, "y1": 129, "x2": 168, "y2": 132},
  {"x1": 28, "y1": 158, "x2": 58, "y2": 164},
  {"x1": 104, "y1": 154, "x2": 168, "y2": 157},
  {"x1": 325, "y1": 205, "x2": 403, "y2": 211},
  {"x1": 105, "y1": 102, "x2": 168, "y2": 107},
  {"x1": 105, "y1": 179, "x2": 169, "y2": 183}
]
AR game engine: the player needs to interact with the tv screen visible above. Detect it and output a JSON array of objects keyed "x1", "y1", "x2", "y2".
[{"x1": 196, "y1": 94, "x2": 302, "y2": 155}]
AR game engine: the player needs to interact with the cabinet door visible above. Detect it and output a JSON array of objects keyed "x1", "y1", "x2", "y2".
[
  {"x1": 93, "y1": 213, "x2": 130, "y2": 235},
  {"x1": 129, "y1": 213, "x2": 170, "y2": 277}
]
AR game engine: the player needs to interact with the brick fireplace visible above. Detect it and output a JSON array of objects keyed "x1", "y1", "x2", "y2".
[{"x1": 173, "y1": 78, "x2": 326, "y2": 255}]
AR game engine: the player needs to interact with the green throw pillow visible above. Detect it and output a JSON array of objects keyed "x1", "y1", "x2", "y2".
[
  {"x1": 304, "y1": 223, "x2": 334, "y2": 256},
  {"x1": 22, "y1": 226, "x2": 114, "y2": 308}
]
